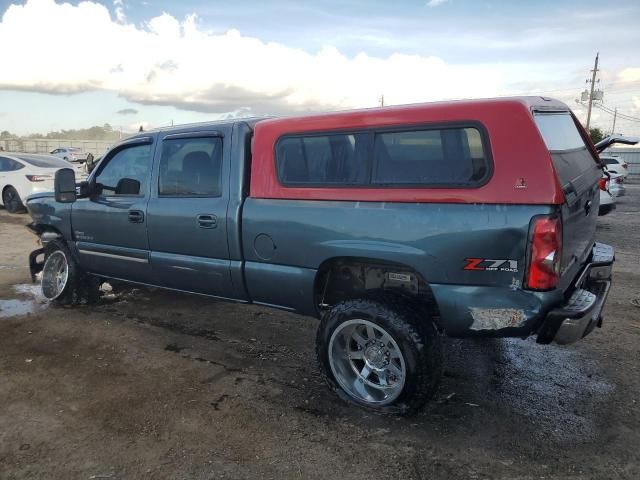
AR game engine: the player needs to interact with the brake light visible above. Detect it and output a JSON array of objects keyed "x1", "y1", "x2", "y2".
[
  {"x1": 598, "y1": 178, "x2": 608, "y2": 191},
  {"x1": 527, "y1": 216, "x2": 562, "y2": 291},
  {"x1": 25, "y1": 175, "x2": 52, "y2": 182}
]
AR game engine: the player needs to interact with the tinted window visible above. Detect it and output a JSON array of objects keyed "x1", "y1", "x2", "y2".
[
  {"x1": 18, "y1": 155, "x2": 71, "y2": 168},
  {"x1": 276, "y1": 133, "x2": 370, "y2": 185},
  {"x1": 601, "y1": 158, "x2": 618, "y2": 165},
  {"x1": 534, "y1": 113, "x2": 599, "y2": 193},
  {"x1": 276, "y1": 126, "x2": 489, "y2": 187},
  {"x1": 95, "y1": 144, "x2": 152, "y2": 196},
  {"x1": 373, "y1": 127, "x2": 485, "y2": 185},
  {"x1": 158, "y1": 137, "x2": 222, "y2": 196},
  {"x1": 0, "y1": 157, "x2": 24, "y2": 171},
  {"x1": 534, "y1": 113, "x2": 587, "y2": 151}
]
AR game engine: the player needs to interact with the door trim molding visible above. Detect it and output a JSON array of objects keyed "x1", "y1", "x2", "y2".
[{"x1": 77, "y1": 249, "x2": 149, "y2": 263}]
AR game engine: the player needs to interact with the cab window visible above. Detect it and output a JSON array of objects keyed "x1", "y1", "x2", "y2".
[
  {"x1": 95, "y1": 144, "x2": 153, "y2": 196},
  {"x1": 158, "y1": 137, "x2": 222, "y2": 196}
]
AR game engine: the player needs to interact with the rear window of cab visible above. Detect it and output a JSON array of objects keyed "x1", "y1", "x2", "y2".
[{"x1": 275, "y1": 124, "x2": 491, "y2": 188}]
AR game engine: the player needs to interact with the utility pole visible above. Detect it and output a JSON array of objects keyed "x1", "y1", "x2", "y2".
[
  {"x1": 379, "y1": 94, "x2": 385, "y2": 107},
  {"x1": 585, "y1": 52, "x2": 599, "y2": 130},
  {"x1": 611, "y1": 107, "x2": 617, "y2": 135}
]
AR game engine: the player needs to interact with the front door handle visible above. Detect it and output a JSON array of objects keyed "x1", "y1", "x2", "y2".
[
  {"x1": 197, "y1": 214, "x2": 217, "y2": 229},
  {"x1": 128, "y1": 210, "x2": 145, "y2": 223}
]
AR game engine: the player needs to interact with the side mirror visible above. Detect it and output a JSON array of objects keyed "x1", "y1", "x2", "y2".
[
  {"x1": 54, "y1": 168, "x2": 77, "y2": 203},
  {"x1": 115, "y1": 178, "x2": 141, "y2": 195},
  {"x1": 78, "y1": 180, "x2": 91, "y2": 197}
]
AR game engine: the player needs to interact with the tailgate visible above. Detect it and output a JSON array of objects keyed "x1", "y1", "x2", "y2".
[{"x1": 534, "y1": 112, "x2": 602, "y2": 288}]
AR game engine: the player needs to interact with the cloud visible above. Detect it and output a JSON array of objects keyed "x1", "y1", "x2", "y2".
[
  {"x1": 426, "y1": 0, "x2": 449, "y2": 7},
  {"x1": 116, "y1": 108, "x2": 138, "y2": 114},
  {"x1": 617, "y1": 68, "x2": 640, "y2": 83},
  {"x1": 0, "y1": 0, "x2": 517, "y2": 116}
]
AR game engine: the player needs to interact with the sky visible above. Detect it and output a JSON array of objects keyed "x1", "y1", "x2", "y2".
[{"x1": 0, "y1": 0, "x2": 639, "y2": 136}]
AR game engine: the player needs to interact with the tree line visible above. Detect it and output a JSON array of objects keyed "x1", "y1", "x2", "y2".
[{"x1": 0, "y1": 124, "x2": 123, "y2": 141}]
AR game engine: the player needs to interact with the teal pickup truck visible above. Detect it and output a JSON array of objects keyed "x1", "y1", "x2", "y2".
[{"x1": 25, "y1": 97, "x2": 620, "y2": 414}]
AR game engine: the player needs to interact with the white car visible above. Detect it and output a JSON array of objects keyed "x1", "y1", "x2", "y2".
[
  {"x1": 598, "y1": 175, "x2": 615, "y2": 216},
  {"x1": 600, "y1": 156, "x2": 629, "y2": 179},
  {"x1": 49, "y1": 147, "x2": 90, "y2": 163},
  {"x1": 0, "y1": 153, "x2": 84, "y2": 213}
]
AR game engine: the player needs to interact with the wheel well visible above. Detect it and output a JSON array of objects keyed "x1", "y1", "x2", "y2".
[{"x1": 314, "y1": 257, "x2": 441, "y2": 325}]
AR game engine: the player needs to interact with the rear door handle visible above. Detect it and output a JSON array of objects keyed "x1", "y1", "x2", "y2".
[
  {"x1": 128, "y1": 210, "x2": 145, "y2": 223},
  {"x1": 197, "y1": 214, "x2": 217, "y2": 229}
]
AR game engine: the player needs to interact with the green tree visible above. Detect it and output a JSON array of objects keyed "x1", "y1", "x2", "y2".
[
  {"x1": 589, "y1": 127, "x2": 604, "y2": 144},
  {"x1": 0, "y1": 130, "x2": 12, "y2": 139}
]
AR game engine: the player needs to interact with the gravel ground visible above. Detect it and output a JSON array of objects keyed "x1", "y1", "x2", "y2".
[{"x1": 0, "y1": 185, "x2": 639, "y2": 480}]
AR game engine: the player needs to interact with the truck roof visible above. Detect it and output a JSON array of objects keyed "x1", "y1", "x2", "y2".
[{"x1": 145, "y1": 116, "x2": 271, "y2": 135}]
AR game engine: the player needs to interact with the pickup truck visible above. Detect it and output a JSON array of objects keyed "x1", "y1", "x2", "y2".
[{"x1": 25, "y1": 97, "x2": 617, "y2": 414}]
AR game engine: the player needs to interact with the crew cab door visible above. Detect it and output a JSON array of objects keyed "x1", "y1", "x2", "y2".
[
  {"x1": 71, "y1": 137, "x2": 155, "y2": 283},
  {"x1": 146, "y1": 129, "x2": 234, "y2": 298}
]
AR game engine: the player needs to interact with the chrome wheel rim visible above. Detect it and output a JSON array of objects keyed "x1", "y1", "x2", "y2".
[
  {"x1": 41, "y1": 251, "x2": 69, "y2": 300},
  {"x1": 328, "y1": 319, "x2": 406, "y2": 406}
]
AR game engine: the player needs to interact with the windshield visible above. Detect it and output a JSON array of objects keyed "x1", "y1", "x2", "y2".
[
  {"x1": 69, "y1": 147, "x2": 82, "y2": 152},
  {"x1": 18, "y1": 155, "x2": 71, "y2": 168}
]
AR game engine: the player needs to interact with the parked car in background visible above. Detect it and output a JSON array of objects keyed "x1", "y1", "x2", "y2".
[
  {"x1": 607, "y1": 170, "x2": 626, "y2": 198},
  {"x1": 600, "y1": 156, "x2": 629, "y2": 178},
  {"x1": 0, "y1": 153, "x2": 84, "y2": 213},
  {"x1": 599, "y1": 175, "x2": 615, "y2": 215},
  {"x1": 50, "y1": 147, "x2": 91, "y2": 164}
]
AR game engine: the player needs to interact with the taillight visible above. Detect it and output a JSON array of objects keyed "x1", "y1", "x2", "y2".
[
  {"x1": 25, "y1": 175, "x2": 52, "y2": 182},
  {"x1": 598, "y1": 178, "x2": 608, "y2": 191},
  {"x1": 622, "y1": 164, "x2": 628, "y2": 169},
  {"x1": 527, "y1": 216, "x2": 562, "y2": 291}
]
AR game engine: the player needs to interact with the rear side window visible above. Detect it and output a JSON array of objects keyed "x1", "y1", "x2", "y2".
[
  {"x1": 276, "y1": 125, "x2": 489, "y2": 187},
  {"x1": 534, "y1": 112, "x2": 599, "y2": 194},
  {"x1": 601, "y1": 158, "x2": 618, "y2": 165},
  {"x1": 372, "y1": 127, "x2": 485, "y2": 185},
  {"x1": 276, "y1": 133, "x2": 369, "y2": 185},
  {"x1": 0, "y1": 157, "x2": 24, "y2": 171},
  {"x1": 158, "y1": 137, "x2": 222, "y2": 196},
  {"x1": 534, "y1": 113, "x2": 587, "y2": 151}
]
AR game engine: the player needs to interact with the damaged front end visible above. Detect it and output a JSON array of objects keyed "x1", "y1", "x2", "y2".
[{"x1": 26, "y1": 224, "x2": 62, "y2": 282}]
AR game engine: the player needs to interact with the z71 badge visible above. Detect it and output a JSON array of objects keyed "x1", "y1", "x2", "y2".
[{"x1": 464, "y1": 258, "x2": 518, "y2": 272}]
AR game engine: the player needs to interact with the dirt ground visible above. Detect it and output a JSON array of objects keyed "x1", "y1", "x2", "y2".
[{"x1": 1, "y1": 186, "x2": 639, "y2": 480}]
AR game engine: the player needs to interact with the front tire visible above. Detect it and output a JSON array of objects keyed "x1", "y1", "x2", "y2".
[
  {"x1": 2, "y1": 186, "x2": 25, "y2": 213},
  {"x1": 42, "y1": 240, "x2": 100, "y2": 305},
  {"x1": 316, "y1": 296, "x2": 442, "y2": 415}
]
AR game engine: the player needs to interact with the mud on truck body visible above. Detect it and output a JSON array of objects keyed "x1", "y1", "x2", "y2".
[{"x1": 26, "y1": 97, "x2": 615, "y2": 414}]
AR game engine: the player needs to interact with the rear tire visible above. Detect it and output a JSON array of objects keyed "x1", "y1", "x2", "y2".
[
  {"x1": 316, "y1": 295, "x2": 442, "y2": 415},
  {"x1": 2, "y1": 186, "x2": 25, "y2": 214},
  {"x1": 42, "y1": 240, "x2": 100, "y2": 305}
]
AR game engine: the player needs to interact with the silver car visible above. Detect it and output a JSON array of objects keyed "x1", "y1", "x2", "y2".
[{"x1": 49, "y1": 147, "x2": 90, "y2": 163}]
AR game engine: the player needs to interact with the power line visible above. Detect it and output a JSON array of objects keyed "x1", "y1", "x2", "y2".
[
  {"x1": 598, "y1": 102, "x2": 640, "y2": 121},
  {"x1": 593, "y1": 104, "x2": 640, "y2": 123}
]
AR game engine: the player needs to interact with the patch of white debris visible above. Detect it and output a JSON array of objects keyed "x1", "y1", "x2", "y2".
[{"x1": 469, "y1": 307, "x2": 526, "y2": 330}]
